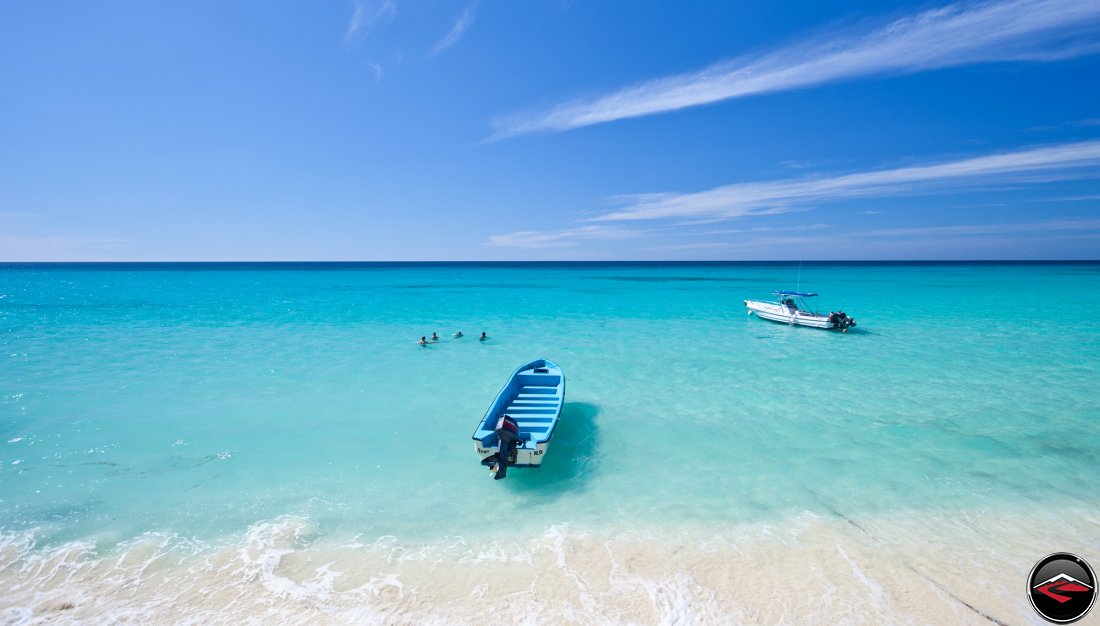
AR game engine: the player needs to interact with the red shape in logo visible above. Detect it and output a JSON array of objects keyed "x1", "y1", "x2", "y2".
[{"x1": 1035, "y1": 576, "x2": 1093, "y2": 603}]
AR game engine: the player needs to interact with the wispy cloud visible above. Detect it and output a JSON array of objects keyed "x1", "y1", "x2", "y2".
[
  {"x1": 864, "y1": 218, "x2": 1100, "y2": 236},
  {"x1": 367, "y1": 62, "x2": 384, "y2": 82},
  {"x1": 0, "y1": 232, "x2": 130, "y2": 262},
  {"x1": 640, "y1": 219, "x2": 1100, "y2": 258},
  {"x1": 592, "y1": 140, "x2": 1100, "y2": 222},
  {"x1": 491, "y1": 0, "x2": 1100, "y2": 138},
  {"x1": 696, "y1": 223, "x2": 829, "y2": 236},
  {"x1": 1028, "y1": 117, "x2": 1100, "y2": 132},
  {"x1": 485, "y1": 225, "x2": 640, "y2": 249},
  {"x1": 638, "y1": 242, "x2": 740, "y2": 253},
  {"x1": 778, "y1": 159, "x2": 843, "y2": 171},
  {"x1": 1047, "y1": 194, "x2": 1100, "y2": 201},
  {"x1": 430, "y1": 3, "x2": 477, "y2": 57},
  {"x1": 346, "y1": 0, "x2": 397, "y2": 44}
]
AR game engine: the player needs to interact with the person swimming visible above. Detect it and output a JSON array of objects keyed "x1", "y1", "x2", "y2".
[
  {"x1": 479, "y1": 332, "x2": 488, "y2": 341},
  {"x1": 418, "y1": 336, "x2": 429, "y2": 346},
  {"x1": 431, "y1": 332, "x2": 439, "y2": 341},
  {"x1": 453, "y1": 331, "x2": 463, "y2": 338}
]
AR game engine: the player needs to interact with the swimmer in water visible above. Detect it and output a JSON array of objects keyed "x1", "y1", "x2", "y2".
[
  {"x1": 479, "y1": 332, "x2": 489, "y2": 341},
  {"x1": 431, "y1": 332, "x2": 439, "y2": 341},
  {"x1": 418, "y1": 336, "x2": 429, "y2": 346},
  {"x1": 453, "y1": 331, "x2": 463, "y2": 338}
]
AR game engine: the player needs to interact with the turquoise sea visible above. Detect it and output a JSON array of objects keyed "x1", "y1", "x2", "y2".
[{"x1": 2, "y1": 262, "x2": 1099, "y2": 624}]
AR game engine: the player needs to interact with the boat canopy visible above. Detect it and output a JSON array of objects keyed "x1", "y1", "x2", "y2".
[{"x1": 773, "y1": 290, "x2": 818, "y2": 298}]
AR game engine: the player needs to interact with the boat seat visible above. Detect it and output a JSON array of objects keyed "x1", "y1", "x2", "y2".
[
  {"x1": 516, "y1": 396, "x2": 557, "y2": 403},
  {"x1": 516, "y1": 374, "x2": 561, "y2": 386}
]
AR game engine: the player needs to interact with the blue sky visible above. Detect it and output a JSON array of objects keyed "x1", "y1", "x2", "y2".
[{"x1": 1, "y1": 0, "x2": 1099, "y2": 261}]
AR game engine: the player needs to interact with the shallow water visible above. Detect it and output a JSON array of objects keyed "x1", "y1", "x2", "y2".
[{"x1": 1, "y1": 262, "x2": 1098, "y2": 623}]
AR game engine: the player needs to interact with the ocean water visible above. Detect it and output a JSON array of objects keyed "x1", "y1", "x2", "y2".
[{"x1": 1, "y1": 261, "x2": 1098, "y2": 624}]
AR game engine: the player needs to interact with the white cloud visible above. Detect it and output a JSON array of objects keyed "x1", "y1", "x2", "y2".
[
  {"x1": 491, "y1": 0, "x2": 1100, "y2": 137},
  {"x1": 0, "y1": 232, "x2": 129, "y2": 262},
  {"x1": 592, "y1": 140, "x2": 1100, "y2": 222},
  {"x1": 430, "y1": 4, "x2": 477, "y2": 57},
  {"x1": 640, "y1": 225, "x2": 1100, "y2": 259},
  {"x1": 367, "y1": 62, "x2": 383, "y2": 81},
  {"x1": 1048, "y1": 194, "x2": 1100, "y2": 201},
  {"x1": 637, "y1": 242, "x2": 739, "y2": 253},
  {"x1": 346, "y1": 0, "x2": 397, "y2": 44},
  {"x1": 485, "y1": 225, "x2": 640, "y2": 249},
  {"x1": 864, "y1": 218, "x2": 1100, "y2": 236},
  {"x1": 696, "y1": 224, "x2": 829, "y2": 235}
]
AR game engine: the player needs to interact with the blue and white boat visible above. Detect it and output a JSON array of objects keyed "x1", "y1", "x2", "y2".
[
  {"x1": 471, "y1": 358, "x2": 565, "y2": 480},
  {"x1": 745, "y1": 291, "x2": 857, "y2": 331}
]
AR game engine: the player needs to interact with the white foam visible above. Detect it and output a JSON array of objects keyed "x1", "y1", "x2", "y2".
[
  {"x1": 836, "y1": 544, "x2": 887, "y2": 614},
  {"x1": 1, "y1": 507, "x2": 1094, "y2": 624}
]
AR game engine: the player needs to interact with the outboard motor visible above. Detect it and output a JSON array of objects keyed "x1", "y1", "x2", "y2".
[
  {"x1": 829, "y1": 311, "x2": 857, "y2": 331},
  {"x1": 490, "y1": 414, "x2": 520, "y2": 480}
]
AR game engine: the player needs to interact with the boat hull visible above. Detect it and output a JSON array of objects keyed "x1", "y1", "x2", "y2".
[
  {"x1": 744, "y1": 299, "x2": 835, "y2": 329},
  {"x1": 473, "y1": 439, "x2": 551, "y2": 468}
]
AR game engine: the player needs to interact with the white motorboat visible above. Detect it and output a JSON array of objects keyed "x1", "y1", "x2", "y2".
[{"x1": 744, "y1": 291, "x2": 857, "y2": 331}]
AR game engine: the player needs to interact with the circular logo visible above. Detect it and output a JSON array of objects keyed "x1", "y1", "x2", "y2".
[{"x1": 1028, "y1": 552, "x2": 1096, "y2": 624}]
